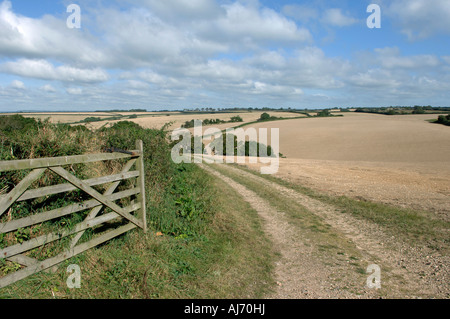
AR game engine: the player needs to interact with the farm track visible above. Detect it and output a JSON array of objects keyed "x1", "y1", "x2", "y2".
[{"x1": 200, "y1": 163, "x2": 449, "y2": 299}]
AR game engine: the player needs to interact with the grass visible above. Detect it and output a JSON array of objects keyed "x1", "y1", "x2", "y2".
[
  {"x1": 0, "y1": 115, "x2": 276, "y2": 299},
  {"x1": 0, "y1": 164, "x2": 275, "y2": 299}
]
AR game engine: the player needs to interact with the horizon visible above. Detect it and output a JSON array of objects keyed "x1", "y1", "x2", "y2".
[
  {"x1": 2, "y1": 105, "x2": 450, "y2": 114},
  {"x1": 1, "y1": 0, "x2": 450, "y2": 112}
]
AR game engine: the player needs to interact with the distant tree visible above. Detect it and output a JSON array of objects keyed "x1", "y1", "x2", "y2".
[
  {"x1": 386, "y1": 109, "x2": 397, "y2": 115},
  {"x1": 230, "y1": 116, "x2": 243, "y2": 123},
  {"x1": 436, "y1": 114, "x2": 450, "y2": 126},
  {"x1": 317, "y1": 109, "x2": 331, "y2": 117},
  {"x1": 259, "y1": 113, "x2": 271, "y2": 121},
  {"x1": 412, "y1": 106, "x2": 425, "y2": 114}
]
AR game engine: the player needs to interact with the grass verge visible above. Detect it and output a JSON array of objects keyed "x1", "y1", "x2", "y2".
[
  {"x1": 0, "y1": 163, "x2": 275, "y2": 299},
  {"x1": 0, "y1": 115, "x2": 275, "y2": 298}
]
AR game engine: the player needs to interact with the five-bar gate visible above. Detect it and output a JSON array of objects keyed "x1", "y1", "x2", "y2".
[{"x1": 0, "y1": 140, "x2": 147, "y2": 289}]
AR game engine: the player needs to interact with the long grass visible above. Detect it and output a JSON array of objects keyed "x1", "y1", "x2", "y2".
[{"x1": 0, "y1": 115, "x2": 275, "y2": 299}]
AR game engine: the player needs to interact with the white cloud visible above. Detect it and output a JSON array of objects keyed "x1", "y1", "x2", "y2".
[
  {"x1": 66, "y1": 87, "x2": 83, "y2": 95},
  {"x1": 133, "y1": 0, "x2": 224, "y2": 21},
  {"x1": 10, "y1": 79, "x2": 25, "y2": 89},
  {"x1": 347, "y1": 69, "x2": 400, "y2": 88},
  {"x1": 0, "y1": 0, "x2": 449, "y2": 111},
  {"x1": 41, "y1": 84, "x2": 56, "y2": 93},
  {"x1": 281, "y1": 4, "x2": 319, "y2": 22},
  {"x1": 374, "y1": 47, "x2": 441, "y2": 69},
  {"x1": 0, "y1": 1, "x2": 107, "y2": 65},
  {"x1": 322, "y1": 8, "x2": 359, "y2": 27},
  {"x1": 214, "y1": 2, "x2": 312, "y2": 45},
  {"x1": 121, "y1": 89, "x2": 149, "y2": 97},
  {"x1": 0, "y1": 59, "x2": 109, "y2": 83},
  {"x1": 386, "y1": 0, "x2": 450, "y2": 40},
  {"x1": 126, "y1": 80, "x2": 150, "y2": 90}
]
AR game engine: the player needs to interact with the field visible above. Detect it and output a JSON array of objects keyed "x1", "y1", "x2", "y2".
[
  {"x1": 4, "y1": 110, "x2": 448, "y2": 217},
  {"x1": 203, "y1": 111, "x2": 449, "y2": 298},
  {"x1": 1, "y1": 110, "x2": 448, "y2": 298},
  {"x1": 244, "y1": 112, "x2": 450, "y2": 219},
  {"x1": 2, "y1": 111, "x2": 304, "y2": 130}
]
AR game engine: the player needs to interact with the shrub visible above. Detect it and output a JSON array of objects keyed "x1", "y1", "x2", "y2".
[
  {"x1": 82, "y1": 117, "x2": 102, "y2": 123},
  {"x1": 0, "y1": 117, "x2": 216, "y2": 240},
  {"x1": 259, "y1": 113, "x2": 271, "y2": 121},
  {"x1": 436, "y1": 114, "x2": 450, "y2": 126},
  {"x1": 230, "y1": 116, "x2": 243, "y2": 122},
  {"x1": 317, "y1": 109, "x2": 331, "y2": 117},
  {"x1": 0, "y1": 115, "x2": 38, "y2": 133},
  {"x1": 412, "y1": 106, "x2": 425, "y2": 114}
]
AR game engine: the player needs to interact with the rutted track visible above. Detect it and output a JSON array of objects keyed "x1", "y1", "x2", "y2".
[{"x1": 200, "y1": 163, "x2": 449, "y2": 299}]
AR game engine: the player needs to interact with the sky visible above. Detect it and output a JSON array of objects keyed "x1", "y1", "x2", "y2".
[{"x1": 0, "y1": 0, "x2": 449, "y2": 112}]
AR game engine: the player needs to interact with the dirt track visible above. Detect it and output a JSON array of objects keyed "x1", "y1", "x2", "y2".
[{"x1": 201, "y1": 163, "x2": 449, "y2": 299}]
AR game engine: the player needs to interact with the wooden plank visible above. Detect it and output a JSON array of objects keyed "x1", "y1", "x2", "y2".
[
  {"x1": 7, "y1": 254, "x2": 58, "y2": 274},
  {"x1": 7, "y1": 254, "x2": 39, "y2": 267},
  {"x1": 0, "y1": 169, "x2": 46, "y2": 218},
  {"x1": 0, "y1": 223, "x2": 137, "y2": 289},
  {"x1": 0, "y1": 187, "x2": 140, "y2": 234},
  {"x1": 70, "y1": 158, "x2": 137, "y2": 248},
  {"x1": 0, "y1": 151, "x2": 140, "y2": 173},
  {"x1": 0, "y1": 170, "x2": 140, "y2": 203},
  {"x1": 49, "y1": 166, "x2": 144, "y2": 230},
  {"x1": 136, "y1": 140, "x2": 147, "y2": 233},
  {"x1": 0, "y1": 203, "x2": 141, "y2": 260}
]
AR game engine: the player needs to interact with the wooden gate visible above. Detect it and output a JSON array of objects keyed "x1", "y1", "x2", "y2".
[{"x1": 0, "y1": 140, "x2": 147, "y2": 289}]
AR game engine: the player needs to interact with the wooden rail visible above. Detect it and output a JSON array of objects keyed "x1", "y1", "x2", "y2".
[{"x1": 0, "y1": 140, "x2": 147, "y2": 289}]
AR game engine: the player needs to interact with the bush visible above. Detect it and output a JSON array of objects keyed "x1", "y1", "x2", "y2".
[
  {"x1": 0, "y1": 117, "x2": 216, "y2": 240},
  {"x1": 230, "y1": 116, "x2": 243, "y2": 122},
  {"x1": 259, "y1": 113, "x2": 271, "y2": 121},
  {"x1": 317, "y1": 109, "x2": 331, "y2": 117},
  {"x1": 100, "y1": 121, "x2": 214, "y2": 237},
  {"x1": 436, "y1": 114, "x2": 450, "y2": 126},
  {"x1": 82, "y1": 117, "x2": 102, "y2": 123},
  {"x1": 0, "y1": 115, "x2": 38, "y2": 133},
  {"x1": 412, "y1": 106, "x2": 425, "y2": 114},
  {"x1": 207, "y1": 133, "x2": 275, "y2": 158}
]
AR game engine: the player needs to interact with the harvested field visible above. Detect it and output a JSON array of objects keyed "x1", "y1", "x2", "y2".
[
  {"x1": 81, "y1": 111, "x2": 304, "y2": 130},
  {"x1": 0, "y1": 111, "x2": 305, "y2": 130},
  {"x1": 2, "y1": 112, "x2": 117, "y2": 124},
  {"x1": 241, "y1": 113, "x2": 450, "y2": 219}
]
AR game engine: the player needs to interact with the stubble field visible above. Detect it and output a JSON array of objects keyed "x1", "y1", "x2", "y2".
[{"x1": 244, "y1": 112, "x2": 450, "y2": 219}]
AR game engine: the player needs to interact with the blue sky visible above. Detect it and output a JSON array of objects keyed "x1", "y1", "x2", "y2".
[{"x1": 0, "y1": 0, "x2": 449, "y2": 111}]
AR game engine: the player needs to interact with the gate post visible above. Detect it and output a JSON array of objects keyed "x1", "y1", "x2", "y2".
[{"x1": 136, "y1": 140, "x2": 147, "y2": 233}]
